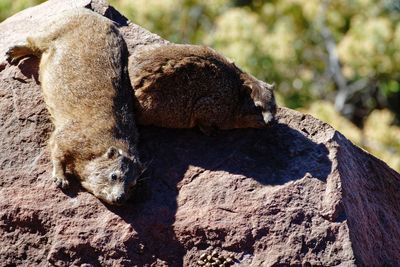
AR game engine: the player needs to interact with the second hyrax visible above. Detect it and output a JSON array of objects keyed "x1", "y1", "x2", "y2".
[
  {"x1": 6, "y1": 8, "x2": 142, "y2": 205},
  {"x1": 129, "y1": 44, "x2": 277, "y2": 133}
]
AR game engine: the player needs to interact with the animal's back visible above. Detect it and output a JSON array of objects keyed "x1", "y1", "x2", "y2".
[
  {"x1": 130, "y1": 44, "x2": 242, "y2": 128},
  {"x1": 37, "y1": 9, "x2": 124, "y2": 129}
]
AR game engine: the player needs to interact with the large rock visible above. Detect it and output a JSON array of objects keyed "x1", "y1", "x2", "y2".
[{"x1": 1, "y1": 0, "x2": 400, "y2": 266}]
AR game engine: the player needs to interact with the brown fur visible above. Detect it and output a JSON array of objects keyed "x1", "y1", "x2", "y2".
[
  {"x1": 6, "y1": 8, "x2": 141, "y2": 205},
  {"x1": 129, "y1": 44, "x2": 277, "y2": 133}
]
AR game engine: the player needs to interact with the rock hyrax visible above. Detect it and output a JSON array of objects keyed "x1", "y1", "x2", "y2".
[
  {"x1": 7, "y1": 8, "x2": 142, "y2": 205},
  {"x1": 129, "y1": 44, "x2": 277, "y2": 133}
]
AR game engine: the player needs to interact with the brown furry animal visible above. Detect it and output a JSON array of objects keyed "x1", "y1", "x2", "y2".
[
  {"x1": 129, "y1": 44, "x2": 277, "y2": 133},
  {"x1": 6, "y1": 8, "x2": 142, "y2": 205}
]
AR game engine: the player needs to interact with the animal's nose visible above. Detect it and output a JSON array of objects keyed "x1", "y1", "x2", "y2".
[{"x1": 115, "y1": 194, "x2": 126, "y2": 204}]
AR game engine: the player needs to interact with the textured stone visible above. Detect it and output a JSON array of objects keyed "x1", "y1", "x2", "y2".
[{"x1": 1, "y1": 0, "x2": 400, "y2": 266}]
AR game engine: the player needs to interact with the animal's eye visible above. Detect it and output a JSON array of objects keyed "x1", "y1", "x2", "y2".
[
  {"x1": 110, "y1": 173, "x2": 118, "y2": 181},
  {"x1": 256, "y1": 105, "x2": 264, "y2": 112}
]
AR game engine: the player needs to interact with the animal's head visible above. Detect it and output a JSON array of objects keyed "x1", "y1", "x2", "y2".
[
  {"x1": 81, "y1": 146, "x2": 143, "y2": 205},
  {"x1": 230, "y1": 73, "x2": 277, "y2": 128}
]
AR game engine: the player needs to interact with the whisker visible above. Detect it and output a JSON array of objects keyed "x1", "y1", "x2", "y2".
[
  {"x1": 139, "y1": 158, "x2": 154, "y2": 176},
  {"x1": 137, "y1": 175, "x2": 151, "y2": 183}
]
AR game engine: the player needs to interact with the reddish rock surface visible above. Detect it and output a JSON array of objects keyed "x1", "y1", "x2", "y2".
[{"x1": 1, "y1": 0, "x2": 400, "y2": 266}]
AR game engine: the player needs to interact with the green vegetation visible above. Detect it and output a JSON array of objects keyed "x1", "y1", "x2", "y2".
[
  {"x1": 2, "y1": 0, "x2": 400, "y2": 172},
  {"x1": 0, "y1": 0, "x2": 45, "y2": 22}
]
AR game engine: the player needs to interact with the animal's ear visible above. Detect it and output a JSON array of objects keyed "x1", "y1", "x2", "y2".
[
  {"x1": 106, "y1": 146, "x2": 120, "y2": 159},
  {"x1": 268, "y1": 82, "x2": 275, "y2": 91},
  {"x1": 242, "y1": 79, "x2": 254, "y2": 90}
]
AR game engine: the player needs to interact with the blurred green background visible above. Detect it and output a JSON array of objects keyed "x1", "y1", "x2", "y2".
[{"x1": 2, "y1": 0, "x2": 400, "y2": 172}]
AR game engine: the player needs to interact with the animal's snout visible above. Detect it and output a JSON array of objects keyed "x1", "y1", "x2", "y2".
[{"x1": 115, "y1": 194, "x2": 126, "y2": 204}]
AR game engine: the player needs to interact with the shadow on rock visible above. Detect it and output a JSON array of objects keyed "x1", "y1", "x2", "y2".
[
  {"x1": 108, "y1": 122, "x2": 332, "y2": 265},
  {"x1": 139, "y1": 122, "x2": 331, "y2": 185},
  {"x1": 108, "y1": 166, "x2": 185, "y2": 266}
]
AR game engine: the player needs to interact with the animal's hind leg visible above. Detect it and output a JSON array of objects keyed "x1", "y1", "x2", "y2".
[
  {"x1": 49, "y1": 133, "x2": 69, "y2": 189},
  {"x1": 6, "y1": 43, "x2": 34, "y2": 64},
  {"x1": 6, "y1": 37, "x2": 42, "y2": 64}
]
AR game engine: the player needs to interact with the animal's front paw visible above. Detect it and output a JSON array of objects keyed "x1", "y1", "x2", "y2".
[{"x1": 53, "y1": 175, "x2": 69, "y2": 189}]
